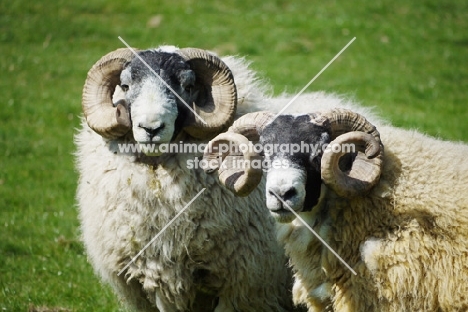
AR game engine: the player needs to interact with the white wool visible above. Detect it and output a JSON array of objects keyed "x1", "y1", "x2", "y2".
[
  {"x1": 155, "y1": 45, "x2": 179, "y2": 53},
  {"x1": 77, "y1": 52, "x2": 302, "y2": 312},
  {"x1": 79, "y1": 46, "x2": 391, "y2": 311},
  {"x1": 277, "y1": 124, "x2": 468, "y2": 311},
  {"x1": 359, "y1": 238, "x2": 382, "y2": 273}
]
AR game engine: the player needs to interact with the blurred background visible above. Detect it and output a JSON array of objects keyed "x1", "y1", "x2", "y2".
[{"x1": 1, "y1": 0, "x2": 467, "y2": 310}]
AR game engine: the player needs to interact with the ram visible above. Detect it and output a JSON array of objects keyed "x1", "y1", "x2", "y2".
[
  {"x1": 204, "y1": 109, "x2": 468, "y2": 311},
  {"x1": 76, "y1": 46, "x2": 300, "y2": 312}
]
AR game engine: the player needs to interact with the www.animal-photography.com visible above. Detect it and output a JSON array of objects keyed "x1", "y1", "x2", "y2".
[{"x1": 1, "y1": 1, "x2": 467, "y2": 311}]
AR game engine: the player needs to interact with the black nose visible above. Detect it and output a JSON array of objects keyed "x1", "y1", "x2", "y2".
[
  {"x1": 142, "y1": 124, "x2": 165, "y2": 139},
  {"x1": 268, "y1": 187, "x2": 297, "y2": 201},
  {"x1": 282, "y1": 188, "x2": 297, "y2": 200}
]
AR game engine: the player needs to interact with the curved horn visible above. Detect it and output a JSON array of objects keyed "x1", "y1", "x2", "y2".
[
  {"x1": 317, "y1": 109, "x2": 383, "y2": 197},
  {"x1": 203, "y1": 132, "x2": 263, "y2": 197},
  {"x1": 82, "y1": 48, "x2": 136, "y2": 139},
  {"x1": 176, "y1": 48, "x2": 237, "y2": 139},
  {"x1": 228, "y1": 111, "x2": 275, "y2": 141},
  {"x1": 318, "y1": 108, "x2": 381, "y2": 141}
]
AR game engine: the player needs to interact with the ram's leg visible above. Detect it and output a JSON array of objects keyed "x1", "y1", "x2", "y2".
[
  {"x1": 214, "y1": 297, "x2": 235, "y2": 312},
  {"x1": 107, "y1": 273, "x2": 158, "y2": 312},
  {"x1": 155, "y1": 288, "x2": 178, "y2": 312}
]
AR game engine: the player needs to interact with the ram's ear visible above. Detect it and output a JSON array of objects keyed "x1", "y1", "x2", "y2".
[
  {"x1": 177, "y1": 48, "x2": 237, "y2": 139},
  {"x1": 178, "y1": 69, "x2": 196, "y2": 91},
  {"x1": 112, "y1": 85, "x2": 128, "y2": 108}
]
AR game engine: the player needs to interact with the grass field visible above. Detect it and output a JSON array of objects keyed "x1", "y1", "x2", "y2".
[{"x1": 1, "y1": 0, "x2": 467, "y2": 310}]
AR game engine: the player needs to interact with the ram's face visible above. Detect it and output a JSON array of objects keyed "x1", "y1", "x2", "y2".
[
  {"x1": 121, "y1": 71, "x2": 177, "y2": 144},
  {"x1": 203, "y1": 110, "x2": 384, "y2": 223},
  {"x1": 260, "y1": 115, "x2": 330, "y2": 223},
  {"x1": 120, "y1": 51, "x2": 195, "y2": 144}
]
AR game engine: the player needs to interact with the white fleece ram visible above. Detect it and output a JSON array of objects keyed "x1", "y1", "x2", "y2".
[
  {"x1": 76, "y1": 54, "x2": 301, "y2": 312},
  {"x1": 277, "y1": 124, "x2": 468, "y2": 311}
]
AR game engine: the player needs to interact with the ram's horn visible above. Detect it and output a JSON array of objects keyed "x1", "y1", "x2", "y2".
[
  {"x1": 177, "y1": 48, "x2": 237, "y2": 139},
  {"x1": 203, "y1": 132, "x2": 263, "y2": 197},
  {"x1": 82, "y1": 48, "x2": 136, "y2": 139},
  {"x1": 228, "y1": 111, "x2": 275, "y2": 141},
  {"x1": 318, "y1": 109, "x2": 383, "y2": 198}
]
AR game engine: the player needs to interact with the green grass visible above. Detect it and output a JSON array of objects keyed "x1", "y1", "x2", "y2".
[{"x1": 0, "y1": 0, "x2": 467, "y2": 310}]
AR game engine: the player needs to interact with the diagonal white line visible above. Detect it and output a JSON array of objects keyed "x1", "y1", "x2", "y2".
[
  {"x1": 272, "y1": 37, "x2": 356, "y2": 121},
  {"x1": 117, "y1": 188, "x2": 206, "y2": 276},
  {"x1": 270, "y1": 190, "x2": 357, "y2": 276},
  {"x1": 118, "y1": 36, "x2": 207, "y2": 125}
]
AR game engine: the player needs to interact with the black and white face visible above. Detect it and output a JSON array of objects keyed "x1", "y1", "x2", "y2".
[
  {"x1": 119, "y1": 50, "x2": 196, "y2": 145},
  {"x1": 264, "y1": 159, "x2": 308, "y2": 223},
  {"x1": 260, "y1": 115, "x2": 331, "y2": 223}
]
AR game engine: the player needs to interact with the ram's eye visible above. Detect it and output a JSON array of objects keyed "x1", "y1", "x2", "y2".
[
  {"x1": 184, "y1": 85, "x2": 193, "y2": 93},
  {"x1": 121, "y1": 84, "x2": 129, "y2": 92}
]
